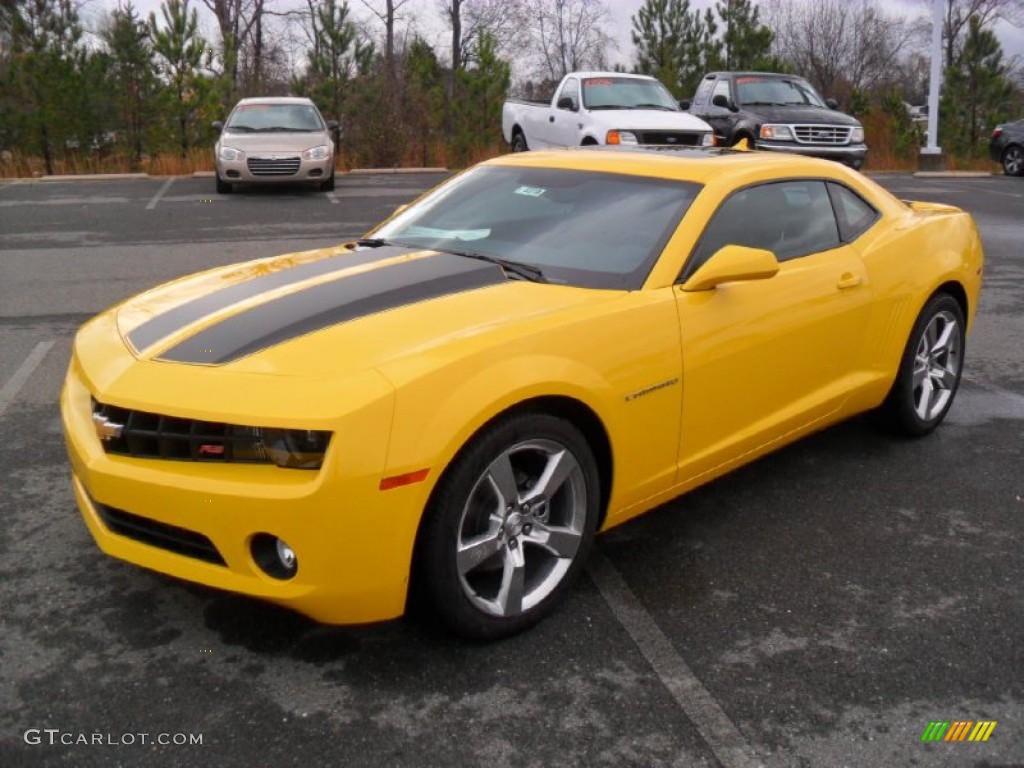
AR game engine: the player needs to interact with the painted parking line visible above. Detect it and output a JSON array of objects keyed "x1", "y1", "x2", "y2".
[
  {"x1": 0, "y1": 341, "x2": 55, "y2": 419},
  {"x1": 326, "y1": 192, "x2": 340, "y2": 204},
  {"x1": 588, "y1": 549, "x2": 764, "y2": 768},
  {"x1": 146, "y1": 177, "x2": 175, "y2": 210},
  {"x1": 0, "y1": 180, "x2": 23, "y2": 192}
]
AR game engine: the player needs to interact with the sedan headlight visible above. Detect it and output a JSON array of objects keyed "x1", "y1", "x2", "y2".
[
  {"x1": 218, "y1": 146, "x2": 244, "y2": 162},
  {"x1": 850, "y1": 126, "x2": 865, "y2": 144},
  {"x1": 606, "y1": 130, "x2": 639, "y2": 145},
  {"x1": 302, "y1": 144, "x2": 331, "y2": 161},
  {"x1": 760, "y1": 124, "x2": 794, "y2": 141},
  {"x1": 260, "y1": 429, "x2": 332, "y2": 469}
]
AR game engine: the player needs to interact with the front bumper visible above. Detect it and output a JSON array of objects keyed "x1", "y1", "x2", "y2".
[
  {"x1": 61, "y1": 347, "x2": 426, "y2": 626},
  {"x1": 215, "y1": 154, "x2": 334, "y2": 184},
  {"x1": 755, "y1": 140, "x2": 868, "y2": 168}
]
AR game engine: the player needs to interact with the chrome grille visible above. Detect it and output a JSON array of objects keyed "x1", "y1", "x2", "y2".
[
  {"x1": 792, "y1": 125, "x2": 852, "y2": 145},
  {"x1": 247, "y1": 156, "x2": 301, "y2": 176},
  {"x1": 92, "y1": 399, "x2": 270, "y2": 463},
  {"x1": 638, "y1": 131, "x2": 703, "y2": 146}
]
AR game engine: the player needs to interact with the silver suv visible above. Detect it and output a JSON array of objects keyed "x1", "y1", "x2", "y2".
[{"x1": 213, "y1": 97, "x2": 338, "y2": 193}]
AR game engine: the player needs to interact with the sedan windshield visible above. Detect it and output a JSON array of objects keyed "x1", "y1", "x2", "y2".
[
  {"x1": 225, "y1": 103, "x2": 324, "y2": 132},
  {"x1": 582, "y1": 77, "x2": 680, "y2": 111},
  {"x1": 370, "y1": 166, "x2": 701, "y2": 289},
  {"x1": 735, "y1": 77, "x2": 826, "y2": 108}
]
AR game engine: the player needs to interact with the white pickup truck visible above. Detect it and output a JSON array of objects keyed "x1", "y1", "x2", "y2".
[{"x1": 502, "y1": 71, "x2": 714, "y2": 151}]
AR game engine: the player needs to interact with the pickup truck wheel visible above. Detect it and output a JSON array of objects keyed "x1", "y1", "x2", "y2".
[
  {"x1": 1003, "y1": 144, "x2": 1024, "y2": 176},
  {"x1": 511, "y1": 132, "x2": 528, "y2": 153}
]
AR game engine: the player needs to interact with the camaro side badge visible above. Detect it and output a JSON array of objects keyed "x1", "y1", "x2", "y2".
[
  {"x1": 625, "y1": 378, "x2": 679, "y2": 402},
  {"x1": 92, "y1": 413, "x2": 125, "y2": 442}
]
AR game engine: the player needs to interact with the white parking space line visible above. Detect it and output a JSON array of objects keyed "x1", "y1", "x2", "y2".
[
  {"x1": 146, "y1": 177, "x2": 175, "y2": 210},
  {"x1": 943, "y1": 179, "x2": 1022, "y2": 198},
  {"x1": 0, "y1": 180, "x2": 23, "y2": 192},
  {"x1": 0, "y1": 341, "x2": 55, "y2": 419},
  {"x1": 326, "y1": 192, "x2": 340, "y2": 204},
  {"x1": 588, "y1": 549, "x2": 764, "y2": 768}
]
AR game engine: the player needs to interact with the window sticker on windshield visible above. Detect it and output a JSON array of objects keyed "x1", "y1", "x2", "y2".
[
  {"x1": 515, "y1": 186, "x2": 546, "y2": 198},
  {"x1": 584, "y1": 79, "x2": 614, "y2": 87},
  {"x1": 735, "y1": 77, "x2": 761, "y2": 84}
]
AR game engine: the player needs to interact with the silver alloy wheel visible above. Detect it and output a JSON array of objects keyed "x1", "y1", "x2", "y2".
[
  {"x1": 1005, "y1": 145, "x2": 1024, "y2": 175},
  {"x1": 912, "y1": 310, "x2": 961, "y2": 421},
  {"x1": 456, "y1": 438, "x2": 587, "y2": 617}
]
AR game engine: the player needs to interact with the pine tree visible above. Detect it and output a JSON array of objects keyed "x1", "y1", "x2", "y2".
[
  {"x1": 631, "y1": 0, "x2": 718, "y2": 98},
  {"x1": 716, "y1": 0, "x2": 772, "y2": 71},
  {"x1": 150, "y1": 0, "x2": 208, "y2": 157},
  {"x1": 103, "y1": 3, "x2": 158, "y2": 167}
]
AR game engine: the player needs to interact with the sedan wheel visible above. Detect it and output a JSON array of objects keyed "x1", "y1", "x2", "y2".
[
  {"x1": 418, "y1": 413, "x2": 599, "y2": 639},
  {"x1": 1003, "y1": 145, "x2": 1024, "y2": 176},
  {"x1": 878, "y1": 294, "x2": 965, "y2": 436}
]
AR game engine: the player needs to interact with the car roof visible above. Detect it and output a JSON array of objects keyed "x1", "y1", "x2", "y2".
[
  {"x1": 233, "y1": 96, "x2": 317, "y2": 106},
  {"x1": 570, "y1": 71, "x2": 659, "y2": 82},
  {"x1": 705, "y1": 71, "x2": 806, "y2": 80}
]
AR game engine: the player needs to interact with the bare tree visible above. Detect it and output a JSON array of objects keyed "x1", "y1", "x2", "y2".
[
  {"x1": 200, "y1": 0, "x2": 265, "y2": 96},
  {"x1": 360, "y1": 0, "x2": 411, "y2": 77},
  {"x1": 439, "y1": 0, "x2": 528, "y2": 100},
  {"x1": 522, "y1": 0, "x2": 614, "y2": 83},
  {"x1": 764, "y1": 0, "x2": 914, "y2": 101},
  {"x1": 930, "y1": 0, "x2": 1024, "y2": 66}
]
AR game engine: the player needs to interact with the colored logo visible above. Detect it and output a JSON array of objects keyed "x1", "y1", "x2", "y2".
[{"x1": 921, "y1": 720, "x2": 997, "y2": 742}]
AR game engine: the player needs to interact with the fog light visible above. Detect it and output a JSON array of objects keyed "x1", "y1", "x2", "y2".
[{"x1": 252, "y1": 533, "x2": 299, "y2": 579}]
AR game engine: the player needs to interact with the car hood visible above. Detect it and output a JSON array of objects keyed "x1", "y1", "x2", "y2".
[
  {"x1": 115, "y1": 244, "x2": 618, "y2": 378},
  {"x1": 218, "y1": 130, "x2": 331, "y2": 153},
  {"x1": 739, "y1": 104, "x2": 860, "y2": 127},
  {"x1": 585, "y1": 109, "x2": 712, "y2": 132}
]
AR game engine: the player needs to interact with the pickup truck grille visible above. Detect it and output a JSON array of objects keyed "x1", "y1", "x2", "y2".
[
  {"x1": 792, "y1": 125, "x2": 852, "y2": 145},
  {"x1": 637, "y1": 131, "x2": 703, "y2": 146},
  {"x1": 247, "y1": 156, "x2": 301, "y2": 176}
]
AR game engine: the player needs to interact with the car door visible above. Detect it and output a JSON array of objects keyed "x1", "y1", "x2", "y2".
[
  {"x1": 673, "y1": 179, "x2": 874, "y2": 484},
  {"x1": 540, "y1": 77, "x2": 582, "y2": 148}
]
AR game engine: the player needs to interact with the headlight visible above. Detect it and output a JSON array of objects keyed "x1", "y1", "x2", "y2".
[
  {"x1": 302, "y1": 144, "x2": 331, "y2": 161},
  {"x1": 760, "y1": 124, "x2": 794, "y2": 141},
  {"x1": 701, "y1": 132, "x2": 715, "y2": 147},
  {"x1": 260, "y1": 428, "x2": 332, "y2": 469},
  {"x1": 606, "y1": 130, "x2": 639, "y2": 145},
  {"x1": 218, "y1": 146, "x2": 244, "y2": 162},
  {"x1": 850, "y1": 126, "x2": 865, "y2": 144}
]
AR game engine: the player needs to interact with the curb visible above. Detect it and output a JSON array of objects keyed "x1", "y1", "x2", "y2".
[
  {"x1": 346, "y1": 167, "x2": 449, "y2": 174},
  {"x1": 39, "y1": 172, "x2": 150, "y2": 181},
  {"x1": 912, "y1": 171, "x2": 994, "y2": 178}
]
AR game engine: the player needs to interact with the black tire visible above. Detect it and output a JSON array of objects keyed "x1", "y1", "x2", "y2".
[
  {"x1": 1002, "y1": 144, "x2": 1024, "y2": 176},
  {"x1": 510, "y1": 131, "x2": 528, "y2": 153},
  {"x1": 320, "y1": 172, "x2": 335, "y2": 192},
  {"x1": 417, "y1": 411, "x2": 600, "y2": 640},
  {"x1": 215, "y1": 174, "x2": 232, "y2": 194},
  {"x1": 877, "y1": 293, "x2": 966, "y2": 437}
]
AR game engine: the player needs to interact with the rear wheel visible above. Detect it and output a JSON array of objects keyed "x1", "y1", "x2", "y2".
[
  {"x1": 511, "y1": 131, "x2": 528, "y2": 153},
  {"x1": 877, "y1": 293, "x2": 965, "y2": 436},
  {"x1": 1002, "y1": 144, "x2": 1024, "y2": 176},
  {"x1": 417, "y1": 412, "x2": 599, "y2": 640}
]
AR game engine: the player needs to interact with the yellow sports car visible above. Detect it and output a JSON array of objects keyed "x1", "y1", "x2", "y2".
[{"x1": 62, "y1": 148, "x2": 984, "y2": 639}]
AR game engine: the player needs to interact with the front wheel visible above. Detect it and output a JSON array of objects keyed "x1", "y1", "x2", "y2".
[
  {"x1": 215, "y1": 174, "x2": 232, "y2": 194},
  {"x1": 417, "y1": 412, "x2": 600, "y2": 640},
  {"x1": 877, "y1": 293, "x2": 965, "y2": 436},
  {"x1": 1002, "y1": 144, "x2": 1024, "y2": 176},
  {"x1": 320, "y1": 171, "x2": 335, "y2": 192}
]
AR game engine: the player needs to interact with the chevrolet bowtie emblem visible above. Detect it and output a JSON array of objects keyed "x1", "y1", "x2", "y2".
[{"x1": 92, "y1": 412, "x2": 124, "y2": 441}]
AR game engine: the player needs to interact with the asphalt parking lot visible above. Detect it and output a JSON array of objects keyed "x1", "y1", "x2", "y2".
[{"x1": 0, "y1": 171, "x2": 1021, "y2": 768}]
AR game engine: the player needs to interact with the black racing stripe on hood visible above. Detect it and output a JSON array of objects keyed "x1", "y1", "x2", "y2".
[
  {"x1": 127, "y1": 246, "x2": 410, "y2": 352},
  {"x1": 157, "y1": 252, "x2": 507, "y2": 364}
]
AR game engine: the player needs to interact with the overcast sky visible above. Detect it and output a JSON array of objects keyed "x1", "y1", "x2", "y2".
[{"x1": 80, "y1": 0, "x2": 1024, "y2": 72}]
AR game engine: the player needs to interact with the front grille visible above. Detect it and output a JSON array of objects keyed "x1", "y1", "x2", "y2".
[
  {"x1": 92, "y1": 399, "x2": 270, "y2": 463},
  {"x1": 638, "y1": 131, "x2": 703, "y2": 146},
  {"x1": 247, "y1": 156, "x2": 301, "y2": 176},
  {"x1": 792, "y1": 125, "x2": 852, "y2": 145},
  {"x1": 94, "y1": 501, "x2": 226, "y2": 566}
]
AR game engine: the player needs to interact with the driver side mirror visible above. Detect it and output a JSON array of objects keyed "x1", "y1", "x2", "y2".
[
  {"x1": 825, "y1": 98, "x2": 839, "y2": 110},
  {"x1": 678, "y1": 99, "x2": 691, "y2": 111},
  {"x1": 556, "y1": 96, "x2": 577, "y2": 111},
  {"x1": 680, "y1": 245, "x2": 779, "y2": 292},
  {"x1": 211, "y1": 120, "x2": 224, "y2": 132}
]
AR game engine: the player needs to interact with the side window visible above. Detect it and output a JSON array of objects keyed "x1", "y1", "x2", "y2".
[
  {"x1": 557, "y1": 78, "x2": 579, "y2": 110},
  {"x1": 692, "y1": 77, "x2": 714, "y2": 106},
  {"x1": 827, "y1": 182, "x2": 879, "y2": 242},
  {"x1": 683, "y1": 180, "x2": 841, "y2": 279},
  {"x1": 711, "y1": 79, "x2": 731, "y2": 104}
]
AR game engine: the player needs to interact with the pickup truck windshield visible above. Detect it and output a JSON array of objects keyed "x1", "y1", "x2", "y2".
[
  {"x1": 582, "y1": 77, "x2": 679, "y2": 111},
  {"x1": 371, "y1": 166, "x2": 701, "y2": 290},
  {"x1": 735, "y1": 77, "x2": 826, "y2": 108},
  {"x1": 225, "y1": 103, "x2": 325, "y2": 132}
]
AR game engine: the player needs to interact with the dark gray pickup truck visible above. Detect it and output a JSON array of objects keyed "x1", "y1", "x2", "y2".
[{"x1": 686, "y1": 71, "x2": 867, "y2": 169}]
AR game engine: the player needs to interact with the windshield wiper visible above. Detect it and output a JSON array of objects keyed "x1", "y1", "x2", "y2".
[
  {"x1": 633, "y1": 103, "x2": 676, "y2": 111},
  {"x1": 441, "y1": 248, "x2": 547, "y2": 283},
  {"x1": 227, "y1": 125, "x2": 255, "y2": 132},
  {"x1": 355, "y1": 237, "x2": 393, "y2": 248}
]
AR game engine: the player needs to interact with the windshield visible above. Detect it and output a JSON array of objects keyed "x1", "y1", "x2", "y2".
[
  {"x1": 370, "y1": 166, "x2": 701, "y2": 290},
  {"x1": 735, "y1": 77, "x2": 826, "y2": 108},
  {"x1": 582, "y1": 77, "x2": 679, "y2": 111},
  {"x1": 225, "y1": 103, "x2": 325, "y2": 132}
]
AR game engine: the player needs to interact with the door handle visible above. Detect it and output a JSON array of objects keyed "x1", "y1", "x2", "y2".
[
  {"x1": 549, "y1": 116, "x2": 555, "y2": 123},
  {"x1": 837, "y1": 272, "x2": 863, "y2": 290}
]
